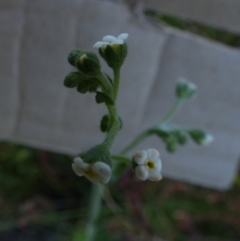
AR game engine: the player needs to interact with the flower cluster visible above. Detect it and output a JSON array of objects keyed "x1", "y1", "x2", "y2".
[
  {"x1": 72, "y1": 157, "x2": 111, "y2": 185},
  {"x1": 133, "y1": 149, "x2": 162, "y2": 181}
]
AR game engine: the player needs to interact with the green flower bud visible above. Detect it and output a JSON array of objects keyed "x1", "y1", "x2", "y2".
[
  {"x1": 76, "y1": 52, "x2": 100, "y2": 76},
  {"x1": 67, "y1": 49, "x2": 83, "y2": 66},
  {"x1": 63, "y1": 71, "x2": 84, "y2": 88},
  {"x1": 166, "y1": 138, "x2": 177, "y2": 153},
  {"x1": 173, "y1": 130, "x2": 188, "y2": 145},
  {"x1": 76, "y1": 76, "x2": 100, "y2": 93},
  {"x1": 176, "y1": 78, "x2": 197, "y2": 99},
  {"x1": 188, "y1": 129, "x2": 214, "y2": 145}
]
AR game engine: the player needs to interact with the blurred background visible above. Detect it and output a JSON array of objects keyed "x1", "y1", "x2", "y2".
[{"x1": 1, "y1": 0, "x2": 240, "y2": 240}]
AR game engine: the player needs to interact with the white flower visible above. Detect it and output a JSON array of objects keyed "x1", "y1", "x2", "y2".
[
  {"x1": 133, "y1": 149, "x2": 162, "y2": 181},
  {"x1": 72, "y1": 157, "x2": 111, "y2": 184},
  {"x1": 93, "y1": 33, "x2": 128, "y2": 48}
]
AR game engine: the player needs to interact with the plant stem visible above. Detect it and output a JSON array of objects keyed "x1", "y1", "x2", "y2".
[
  {"x1": 120, "y1": 99, "x2": 184, "y2": 155},
  {"x1": 113, "y1": 68, "x2": 120, "y2": 100},
  {"x1": 120, "y1": 130, "x2": 151, "y2": 155},
  {"x1": 111, "y1": 155, "x2": 132, "y2": 164},
  {"x1": 157, "y1": 98, "x2": 183, "y2": 126},
  {"x1": 84, "y1": 184, "x2": 103, "y2": 241},
  {"x1": 102, "y1": 105, "x2": 121, "y2": 149}
]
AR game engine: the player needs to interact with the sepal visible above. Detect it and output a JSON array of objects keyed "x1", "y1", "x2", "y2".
[
  {"x1": 99, "y1": 43, "x2": 128, "y2": 69},
  {"x1": 80, "y1": 145, "x2": 112, "y2": 168}
]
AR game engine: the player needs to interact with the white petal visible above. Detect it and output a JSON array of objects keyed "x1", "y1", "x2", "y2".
[
  {"x1": 133, "y1": 150, "x2": 147, "y2": 165},
  {"x1": 135, "y1": 166, "x2": 148, "y2": 181},
  {"x1": 93, "y1": 41, "x2": 108, "y2": 48},
  {"x1": 154, "y1": 158, "x2": 162, "y2": 172},
  {"x1": 147, "y1": 149, "x2": 160, "y2": 161},
  {"x1": 117, "y1": 33, "x2": 128, "y2": 40},
  {"x1": 72, "y1": 163, "x2": 85, "y2": 176},
  {"x1": 148, "y1": 171, "x2": 162, "y2": 181},
  {"x1": 102, "y1": 35, "x2": 117, "y2": 42},
  {"x1": 73, "y1": 157, "x2": 88, "y2": 169},
  {"x1": 202, "y1": 134, "x2": 214, "y2": 145},
  {"x1": 92, "y1": 162, "x2": 111, "y2": 184},
  {"x1": 111, "y1": 38, "x2": 124, "y2": 45}
]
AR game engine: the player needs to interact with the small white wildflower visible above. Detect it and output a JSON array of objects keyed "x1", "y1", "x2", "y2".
[
  {"x1": 93, "y1": 33, "x2": 128, "y2": 48},
  {"x1": 72, "y1": 157, "x2": 111, "y2": 184},
  {"x1": 133, "y1": 149, "x2": 162, "y2": 181}
]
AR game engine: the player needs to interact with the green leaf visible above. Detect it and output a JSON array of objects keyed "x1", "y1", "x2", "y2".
[{"x1": 95, "y1": 91, "x2": 114, "y2": 105}]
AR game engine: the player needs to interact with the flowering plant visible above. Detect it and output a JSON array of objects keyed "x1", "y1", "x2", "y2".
[{"x1": 63, "y1": 33, "x2": 213, "y2": 241}]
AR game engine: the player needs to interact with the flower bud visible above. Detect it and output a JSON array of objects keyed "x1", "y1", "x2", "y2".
[
  {"x1": 188, "y1": 129, "x2": 214, "y2": 145},
  {"x1": 76, "y1": 52, "x2": 100, "y2": 76},
  {"x1": 176, "y1": 78, "x2": 197, "y2": 99},
  {"x1": 63, "y1": 71, "x2": 84, "y2": 88},
  {"x1": 67, "y1": 49, "x2": 83, "y2": 66}
]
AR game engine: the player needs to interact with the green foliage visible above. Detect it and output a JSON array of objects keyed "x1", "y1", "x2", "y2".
[
  {"x1": 95, "y1": 91, "x2": 114, "y2": 105},
  {"x1": 100, "y1": 114, "x2": 110, "y2": 132},
  {"x1": 64, "y1": 71, "x2": 84, "y2": 88},
  {"x1": 67, "y1": 49, "x2": 83, "y2": 66}
]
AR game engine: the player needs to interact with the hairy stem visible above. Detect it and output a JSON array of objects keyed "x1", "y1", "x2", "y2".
[
  {"x1": 113, "y1": 68, "x2": 120, "y2": 101},
  {"x1": 157, "y1": 98, "x2": 184, "y2": 126},
  {"x1": 102, "y1": 105, "x2": 120, "y2": 149},
  {"x1": 84, "y1": 185, "x2": 103, "y2": 241},
  {"x1": 120, "y1": 130, "x2": 151, "y2": 155}
]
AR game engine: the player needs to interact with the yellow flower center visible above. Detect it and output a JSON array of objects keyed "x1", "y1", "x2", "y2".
[
  {"x1": 144, "y1": 159, "x2": 155, "y2": 171},
  {"x1": 111, "y1": 44, "x2": 121, "y2": 54},
  {"x1": 85, "y1": 168, "x2": 98, "y2": 178}
]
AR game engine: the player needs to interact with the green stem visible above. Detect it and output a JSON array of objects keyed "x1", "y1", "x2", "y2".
[
  {"x1": 113, "y1": 68, "x2": 120, "y2": 100},
  {"x1": 157, "y1": 98, "x2": 184, "y2": 126},
  {"x1": 111, "y1": 155, "x2": 132, "y2": 164},
  {"x1": 120, "y1": 99, "x2": 184, "y2": 155},
  {"x1": 120, "y1": 130, "x2": 151, "y2": 155},
  {"x1": 99, "y1": 73, "x2": 113, "y2": 95},
  {"x1": 84, "y1": 184, "x2": 103, "y2": 241},
  {"x1": 102, "y1": 105, "x2": 120, "y2": 150}
]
